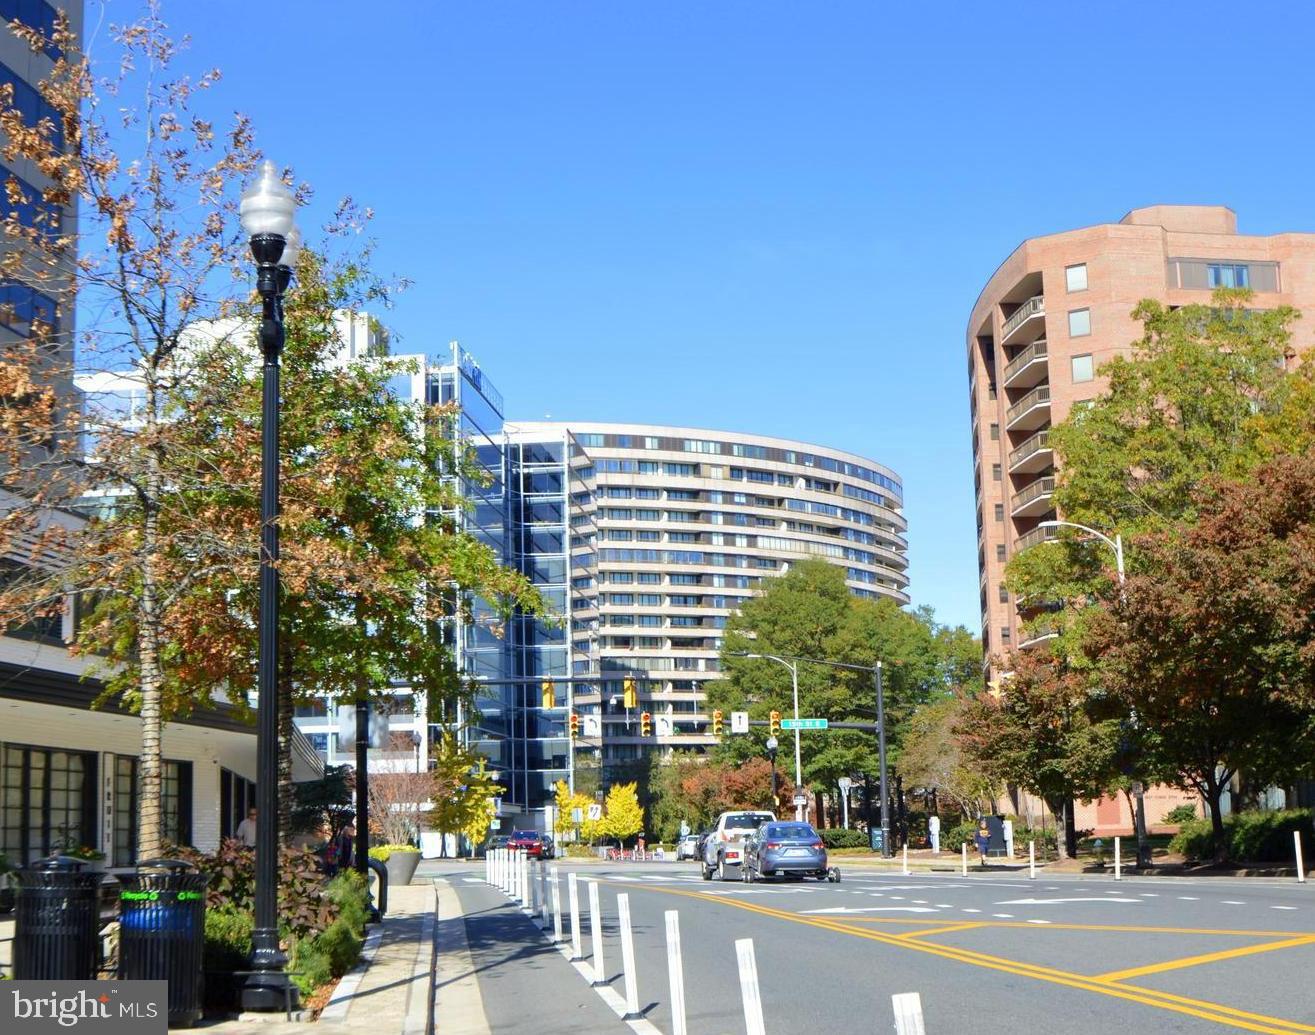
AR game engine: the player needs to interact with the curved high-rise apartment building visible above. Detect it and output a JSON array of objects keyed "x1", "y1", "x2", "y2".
[
  {"x1": 968, "y1": 206, "x2": 1315, "y2": 662},
  {"x1": 506, "y1": 421, "x2": 907, "y2": 784}
]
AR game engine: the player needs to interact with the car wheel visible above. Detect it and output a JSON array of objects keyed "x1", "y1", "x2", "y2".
[{"x1": 701, "y1": 862, "x2": 712, "y2": 881}]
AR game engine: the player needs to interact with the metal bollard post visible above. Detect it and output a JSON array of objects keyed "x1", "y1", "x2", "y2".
[
  {"x1": 568, "y1": 872, "x2": 583, "y2": 960},
  {"x1": 1029, "y1": 839, "x2": 1036, "y2": 879},
  {"x1": 1297, "y1": 830, "x2": 1307, "y2": 884},
  {"x1": 1114, "y1": 836, "x2": 1122, "y2": 881},
  {"x1": 892, "y1": 991, "x2": 927, "y2": 1035},
  {"x1": 735, "y1": 938, "x2": 766, "y2": 1035},
  {"x1": 617, "y1": 893, "x2": 640, "y2": 1019},
  {"x1": 961, "y1": 842, "x2": 968, "y2": 876},
  {"x1": 588, "y1": 879, "x2": 606, "y2": 985},
  {"x1": 666, "y1": 910, "x2": 687, "y2": 1035},
  {"x1": 550, "y1": 867, "x2": 563, "y2": 943}
]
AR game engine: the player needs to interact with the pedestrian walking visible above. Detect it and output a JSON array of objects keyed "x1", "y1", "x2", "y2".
[{"x1": 975, "y1": 820, "x2": 989, "y2": 868}]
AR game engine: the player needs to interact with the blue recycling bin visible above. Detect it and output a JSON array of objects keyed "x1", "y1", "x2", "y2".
[{"x1": 118, "y1": 858, "x2": 208, "y2": 1028}]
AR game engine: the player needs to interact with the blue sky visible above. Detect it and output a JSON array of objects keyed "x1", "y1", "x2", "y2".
[{"x1": 106, "y1": 1, "x2": 1315, "y2": 632}]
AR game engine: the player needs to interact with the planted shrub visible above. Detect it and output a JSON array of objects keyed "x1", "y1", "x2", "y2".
[
  {"x1": 1163, "y1": 804, "x2": 1200, "y2": 825},
  {"x1": 943, "y1": 821, "x2": 980, "y2": 853},
  {"x1": 203, "y1": 907, "x2": 253, "y2": 1013},
  {"x1": 367, "y1": 844, "x2": 418, "y2": 863},
  {"x1": 820, "y1": 828, "x2": 868, "y2": 849},
  {"x1": 1168, "y1": 809, "x2": 1314, "y2": 862}
]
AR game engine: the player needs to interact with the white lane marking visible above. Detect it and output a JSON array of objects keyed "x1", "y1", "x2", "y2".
[
  {"x1": 993, "y1": 913, "x2": 1014, "y2": 918},
  {"x1": 1139, "y1": 893, "x2": 1159, "y2": 898},
  {"x1": 611, "y1": 875, "x2": 640, "y2": 882},
  {"x1": 1026, "y1": 919, "x2": 1052, "y2": 924},
  {"x1": 912, "y1": 900, "x2": 929, "y2": 904},
  {"x1": 889, "y1": 896, "x2": 905, "y2": 900},
  {"x1": 996, "y1": 897, "x2": 1142, "y2": 905},
  {"x1": 962, "y1": 909, "x2": 981, "y2": 913},
  {"x1": 462, "y1": 878, "x2": 485, "y2": 884},
  {"x1": 935, "y1": 903, "x2": 953, "y2": 908},
  {"x1": 803, "y1": 906, "x2": 939, "y2": 915},
  {"x1": 1272, "y1": 906, "x2": 1299, "y2": 911},
  {"x1": 1221, "y1": 900, "x2": 1245, "y2": 905},
  {"x1": 1178, "y1": 896, "x2": 1199, "y2": 901}
]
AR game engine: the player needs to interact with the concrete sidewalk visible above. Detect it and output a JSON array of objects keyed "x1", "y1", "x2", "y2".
[{"x1": 200, "y1": 883, "x2": 437, "y2": 1034}]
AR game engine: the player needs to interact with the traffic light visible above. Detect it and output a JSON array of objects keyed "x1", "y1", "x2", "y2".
[
  {"x1": 623, "y1": 676, "x2": 637, "y2": 710},
  {"x1": 712, "y1": 709, "x2": 724, "y2": 737},
  {"x1": 541, "y1": 678, "x2": 554, "y2": 709},
  {"x1": 640, "y1": 711, "x2": 652, "y2": 736},
  {"x1": 769, "y1": 710, "x2": 781, "y2": 735},
  {"x1": 569, "y1": 712, "x2": 580, "y2": 739}
]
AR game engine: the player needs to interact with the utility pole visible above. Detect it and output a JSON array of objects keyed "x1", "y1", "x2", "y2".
[{"x1": 875, "y1": 661, "x2": 891, "y2": 858}]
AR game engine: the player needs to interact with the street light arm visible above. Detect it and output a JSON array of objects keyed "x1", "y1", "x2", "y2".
[{"x1": 1038, "y1": 519, "x2": 1117, "y2": 554}]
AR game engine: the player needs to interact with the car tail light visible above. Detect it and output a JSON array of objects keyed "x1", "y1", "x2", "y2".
[
  {"x1": 764, "y1": 842, "x2": 780, "y2": 850},
  {"x1": 811, "y1": 842, "x2": 824, "y2": 851},
  {"x1": 726, "y1": 851, "x2": 739, "y2": 860}
]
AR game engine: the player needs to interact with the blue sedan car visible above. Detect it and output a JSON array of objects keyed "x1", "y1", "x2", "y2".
[{"x1": 742, "y1": 822, "x2": 836, "y2": 882}]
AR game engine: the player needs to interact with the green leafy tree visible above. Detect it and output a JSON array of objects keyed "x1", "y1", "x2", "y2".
[
  {"x1": 711, "y1": 560, "x2": 974, "y2": 798},
  {"x1": 1007, "y1": 289, "x2": 1298, "y2": 646},
  {"x1": 957, "y1": 648, "x2": 1121, "y2": 859},
  {"x1": 1084, "y1": 455, "x2": 1315, "y2": 860}
]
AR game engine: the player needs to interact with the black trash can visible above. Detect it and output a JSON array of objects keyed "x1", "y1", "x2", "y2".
[
  {"x1": 118, "y1": 858, "x2": 208, "y2": 1029},
  {"x1": 13, "y1": 855, "x2": 102, "y2": 980}
]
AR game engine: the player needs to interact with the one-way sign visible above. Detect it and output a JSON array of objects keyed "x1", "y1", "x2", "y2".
[{"x1": 730, "y1": 710, "x2": 749, "y2": 734}]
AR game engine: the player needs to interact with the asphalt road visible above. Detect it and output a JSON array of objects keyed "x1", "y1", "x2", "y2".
[{"x1": 443, "y1": 858, "x2": 1315, "y2": 1034}]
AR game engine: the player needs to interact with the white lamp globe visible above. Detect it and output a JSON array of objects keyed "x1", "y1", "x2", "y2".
[
  {"x1": 239, "y1": 160, "x2": 296, "y2": 239},
  {"x1": 279, "y1": 225, "x2": 303, "y2": 270}
]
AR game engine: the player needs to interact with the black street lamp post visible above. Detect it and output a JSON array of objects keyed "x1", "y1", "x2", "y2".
[{"x1": 239, "y1": 161, "x2": 301, "y2": 1012}]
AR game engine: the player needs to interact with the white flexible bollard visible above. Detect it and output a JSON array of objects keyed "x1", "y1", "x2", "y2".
[
  {"x1": 618, "y1": 893, "x2": 640, "y2": 1019},
  {"x1": 539, "y1": 860, "x2": 550, "y2": 927},
  {"x1": 902, "y1": 843, "x2": 909, "y2": 876},
  {"x1": 1297, "y1": 830, "x2": 1307, "y2": 884},
  {"x1": 961, "y1": 842, "x2": 968, "y2": 876},
  {"x1": 568, "y1": 872, "x2": 583, "y2": 960},
  {"x1": 735, "y1": 938, "x2": 766, "y2": 1035},
  {"x1": 1114, "y1": 836, "x2": 1122, "y2": 881},
  {"x1": 588, "y1": 879, "x2": 605, "y2": 985},
  {"x1": 1029, "y1": 839, "x2": 1036, "y2": 880},
  {"x1": 892, "y1": 992, "x2": 926, "y2": 1035},
  {"x1": 550, "y1": 866, "x2": 563, "y2": 943},
  {"x1": 521, "y1": 850, "x2": 531, "y2": 907},
  {"x1": 666, "y1": 910, "x2": 687, "y2": 1035}
]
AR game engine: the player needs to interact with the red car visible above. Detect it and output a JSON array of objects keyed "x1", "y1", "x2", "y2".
[{"x1": 508, "y1": 830, "x2": 546, "y2": 857}]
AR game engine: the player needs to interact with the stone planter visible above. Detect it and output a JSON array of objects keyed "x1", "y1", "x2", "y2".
[{"x1": 383, "y1": 850, "x2": 420, "y2": 888}]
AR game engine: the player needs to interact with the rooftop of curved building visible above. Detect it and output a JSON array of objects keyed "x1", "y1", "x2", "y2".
[{"x1": 504, "y1": 419, "x2": 903, "y2": 494}]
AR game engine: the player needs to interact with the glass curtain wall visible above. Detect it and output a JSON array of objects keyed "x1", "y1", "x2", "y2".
[{"x1": 508, "y1": 435, "x2": 573, "y2": 810}]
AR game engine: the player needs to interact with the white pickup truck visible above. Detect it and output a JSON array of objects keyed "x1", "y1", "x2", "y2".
[{"x1": 701, "y1": 809, "x2": 776, "y2": 881}]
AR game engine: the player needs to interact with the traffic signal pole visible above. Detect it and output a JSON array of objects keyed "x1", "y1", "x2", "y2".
[{"x1": 875, "y1": 661, "x2": 891, "y2": 858}]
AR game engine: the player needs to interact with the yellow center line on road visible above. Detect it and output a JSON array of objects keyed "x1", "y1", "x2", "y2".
[
  {"x1": 836, "y1": 917, "x2": 1307, "y2": 938},
  {"x1": 897, "y1": 921, "x2": 985, "y2": 940},
  {"x1": 598, "y1": 879, "x2": 1315, "y2": 1035},
  {"x1": 1095, "y1": 935, "x2": 1315, "y2": 983}
]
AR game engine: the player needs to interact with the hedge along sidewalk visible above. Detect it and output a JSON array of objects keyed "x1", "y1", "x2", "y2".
[{"x1": 200, "y1": 883, "x2": 436, "y2": 1034}]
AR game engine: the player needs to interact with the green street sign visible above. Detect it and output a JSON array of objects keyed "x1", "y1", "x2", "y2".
[{"x1": 781, "y1": 718, "x2": 828, "y2": 730}]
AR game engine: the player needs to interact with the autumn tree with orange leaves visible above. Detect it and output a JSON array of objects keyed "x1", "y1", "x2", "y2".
[{"x1": 0, "y1": 7, "x2": 540, "y2": 859}]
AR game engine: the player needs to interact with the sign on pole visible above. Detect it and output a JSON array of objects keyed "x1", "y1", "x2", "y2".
[
  {"x1": 583, "y1": 715, "x2": 602, "y2": 737},
  {"x1": 781, "y1": 718, "x2": 828, "y2": 730},
  {"x1": 587, "y1": 803, "x2": 603, "y2": 821},
  {"x1": 730, "y1": 711, "x2": 750, "y2": 734},
  {"x1": 571, "y1": 807, "x2": 584, "y2": 825},
  {"x1": 792, "y1": 793, "x2": 808, "y2": 807},
  {"x1": 837, "y1": 777, "x2": 852, "y2": 793}
]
